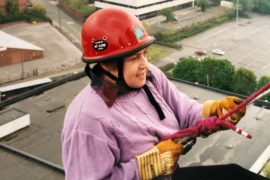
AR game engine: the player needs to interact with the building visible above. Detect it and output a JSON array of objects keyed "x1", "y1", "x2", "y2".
[
  {"x1": 94, "y1": 0, "x2": 196, "y2": 19},
  {"x1": 0, "y1": 76, "x2": 270, "y2": 179},
  {"x1": 0, "y1": 0, "x2": 28, "y2": 15},
  {"x1": 0, "y1": 31, "x2": 44, "y2": 67}
]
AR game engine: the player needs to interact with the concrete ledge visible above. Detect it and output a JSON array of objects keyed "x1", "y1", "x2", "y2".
[
  {"x1": 250, "y1": 144, "x2": 270, "y2": 174},
  {"x1": 0, "y1": 108, "x2": 30, "y2": 138}
]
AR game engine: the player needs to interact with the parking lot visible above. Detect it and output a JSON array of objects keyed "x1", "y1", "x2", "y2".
[
  {"x1": 179, "y1": 13, "x2": 270, "y2": 78},
  {"x1": 0, "y1": 22, "x2": 82, "y2": 85}
]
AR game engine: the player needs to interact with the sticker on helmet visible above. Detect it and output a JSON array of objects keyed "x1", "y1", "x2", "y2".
[
  {"x1": 134, "y1": 26, "x2": 145, "y2": 40},
  {"x1": 93, "y1": 40, "x2": 108, "y2": 51}
]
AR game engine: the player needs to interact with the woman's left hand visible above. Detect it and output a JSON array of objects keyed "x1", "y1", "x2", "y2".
[{"x1": 202, "y1": 96, "x2": 246, "y2": 124}]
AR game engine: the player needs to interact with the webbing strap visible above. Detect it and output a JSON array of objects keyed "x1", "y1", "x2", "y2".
[{"x1": 143, "y1": 85, "x2": 165, "y2": 120}]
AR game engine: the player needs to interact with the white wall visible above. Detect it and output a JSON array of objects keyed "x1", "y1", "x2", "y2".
[
  {"x1": 95, "y1": 0, "x2": 195, "y2": 16},
  {"x1": 0, "y1": 114, "x2": 30, "y2": 138},
  {"x1": 99, "y1": 0, "x2": 165, "y2": 7},
  {"x1": 250, "y1": 144, "x2": 270, "y2": 175},
  {"x1": 221, "y1": 0, "x2": 234, "y2": 8}
]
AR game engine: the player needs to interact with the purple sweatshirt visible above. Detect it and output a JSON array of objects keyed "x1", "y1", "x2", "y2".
[{"x1": 61, "y1": 64, "x2": 202, "y2": 180}]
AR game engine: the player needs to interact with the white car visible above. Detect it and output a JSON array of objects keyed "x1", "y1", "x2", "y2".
[{"x1": 212, "y1": 49, "x2": 225, "y2": 56}]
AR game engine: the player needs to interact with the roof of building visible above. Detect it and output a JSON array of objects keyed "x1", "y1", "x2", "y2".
[
  {"x1": 0, "y1": 31, "x2": 44, "y2": 51},
  {"x1": 0, "y1": 75, "x2": 269, "y2": 180},
  {"x1": 0, "y1": 78, "x2": 52, "y2": 93},
  {"x1": 0, "y1": 108, "x2": 27, "y2": 126}
]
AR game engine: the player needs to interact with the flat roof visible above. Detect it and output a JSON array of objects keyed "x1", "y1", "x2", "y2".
[
  {"x1": 0, "y1": 78, "x2": 52, "y2": 93},
  {"x1": 0, "y1": 76, "x2": 269, "y2": 180},
  {"x1": 0, "y1": 31, "x2": 44, "y2": 51},
  {"x1": 0, "y1": 108, "x2": 27, "y2": 126}
]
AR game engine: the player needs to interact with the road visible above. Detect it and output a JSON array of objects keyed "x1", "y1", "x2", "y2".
[
  {"x1": 31, "y1": 0, "x2": 82, "y2": 47},
  {"x1": 28, "y1": 2, "x2": 270, "y2": 79},
  {"x1": 179, "y1": 13, "x2": 270, "y2": 78}
]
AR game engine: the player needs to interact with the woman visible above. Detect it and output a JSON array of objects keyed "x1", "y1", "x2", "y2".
[{"x1": 61, "y1": 8, "x2": 246, "y2": 180}]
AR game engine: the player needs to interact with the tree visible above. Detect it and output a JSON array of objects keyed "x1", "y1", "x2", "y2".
[
  {"x1": 253, "y1": 0, "x2": 270, "y2": 14},
  {"x1": 6, "y1": 0, "x2": 19, "y2": 15},
  {"x1": 161, "y1": 8, "x2": 176, "y2": 22},
  {"x1": 67, "y1": 0, "x2": 88, "y2": 10},
  {"x1": 79, "y1": 5, "x2": 96, "y2": 19},
  {"x1": 197, "y1": 57, "x2": 235, "y2": 91},
  {"x1": 257, "y1": 76, "x2": 270, "y2": 102},
  {"x1": 172, "y1": 57, "x2": 201, "y2": 82},
  {"x1": 197, "y1": 0, "x2": 210, "y2": 12},
  {"x1": 232, "y1": 68, "x2": 256, "y2": 95},
  {"x1": 32, "y1": 3, "x2": 46, "y2": 15},
  {"x1": 210, "y1": 0, "x2": 221, "y2": 6},
  {"x1": 0, "y1": 9, "x2": 3, "y2": 17},
  {"x1": 234, "y1": 0, "x2": 254, "y2": 14}
]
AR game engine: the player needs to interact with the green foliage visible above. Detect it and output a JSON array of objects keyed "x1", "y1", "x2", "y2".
[
  {"x1": 160, "y1": 63, "x2": 175, "y2": 72},
  {"x1": 0, "y1": 9, "x2": 3, "y2": 17},
  {"x1": 197, "y1": 0, "x2": 210, "y2": 12},
  {"x1": 232, "y1": 68, "x2": 256, "y2": 95},
  {"x1": 154, "y1": 15, "x2": 232, "y2": 44},
  {"x1": 262, "y1": 160, "x2": 270, "y2": 178},
  {"x1": 253, "y1": 0, "x2": 270, "y2": 14},
  {"x1": 170, "y1": 55, "x2": 268, "y2": 97},
  {"x1": 0, "y1": 13, "x2": 30, "y2": 23},
  {"x1": 160, "y1": 63, "x2": 175, "y2": 76},
  {"x1": 6, "y1": 0, "x2": 19, "y2": 15},
  {"x1": 257, "y1": 76, "x2": 270, "y2": 102},
  {"x1": 210, "y1": 0, "x2": 221, "y2": 6},
  {"x1": 32, "y1": 3, "x2": 46, "y2": 15},
  {"x1": 23, "y1": 4, "x2": 49, "y2": 22},
  {"x1": 172, "y1": 57, "x2": 201, "y2": 82},
  {"x1": 161, "y1": 8, "x2": 176, "y2": 22},
  {"x1": 234, "y1": 0, "x2": 254, "y2": 13},
  {"x1": 147, "y1": 46, "x2": 172, "y2": 63},
  {"x1": 78, "y1": 5, "x2": 96, "y2": 19},
  {"x1": 65, "y1": 0, "x2": 95, "y2": 20},
  {"x1": 67, "y1": 0, "x2": 87, "y2": 10},
  {"x1": 0, "y1": 3, "x2": 49, "y2": 24},
  {"x1": 197, "y1": 57, "x2": 235, "y2": 90},
  {"x1": 171, "y1": 57, "x2": 235, "y2": 91}
]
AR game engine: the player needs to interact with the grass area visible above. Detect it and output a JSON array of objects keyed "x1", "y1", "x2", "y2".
[
  {"x1": 262, "y1": 159, "x2": 270, "y2": 178},
  {"x1": 153, "y1": 7, "x2": 235, "y2": 48},
  {"x1": 147, "y1": 45, "x2": 172, "y2": 63},
  {"x1": 156, "y1": 15, "x2": 233, "y2": 44}
]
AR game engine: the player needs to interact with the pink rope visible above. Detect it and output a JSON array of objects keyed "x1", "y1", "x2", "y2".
[
  {"x1": 220, "y1": 82, "x2": 270, "y2": 120},
  {"x1": 162, "y1": 82, "x2": 270, "y2": 141}
]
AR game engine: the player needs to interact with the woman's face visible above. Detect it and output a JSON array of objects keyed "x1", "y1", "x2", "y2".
[{"x1": 123, "y1": 48, "x2": 149, "y2": 88}]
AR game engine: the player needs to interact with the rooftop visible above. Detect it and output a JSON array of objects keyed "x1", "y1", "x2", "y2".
[
  {"x1": 0, "y1": 75, "x2": 269, "y2": 180},
  {"x1": 0, "y1": 108, "x2": 27, "y2": 126},
  {"x1": 0, "y1": 31, "x2": 43, "y2": 51}
]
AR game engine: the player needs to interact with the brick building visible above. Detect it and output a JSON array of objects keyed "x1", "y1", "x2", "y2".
[
  {"x1": 0, "y1": 31, "x2": 44, "y2": 67},
  {"x1": 0, "y1": 0, "x2": 28, "y2": 15}
]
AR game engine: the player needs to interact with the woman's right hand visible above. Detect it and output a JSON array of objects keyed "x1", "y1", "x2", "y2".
[{"x1": 136, "y1": 139, "x2": 183, "y2": 179}]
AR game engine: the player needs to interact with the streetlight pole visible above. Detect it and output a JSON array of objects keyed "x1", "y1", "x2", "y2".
[
  {"x1": 234, "y1": 0, "x2": 239, "y2": 41},
  {"x1": 21, "y1": 53, "x2": 25, "y2": 80},
  {"x1": 58, "y1": 0, "x2": 62, "y2": 31}
]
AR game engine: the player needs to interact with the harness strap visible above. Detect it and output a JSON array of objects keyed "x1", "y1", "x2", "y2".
[
  {"x1": 85, "y1": 63, "x2": 166, "y2": 120},
  {"x1": 143, "y1": 85, "x2": 165, "y2": 120}
]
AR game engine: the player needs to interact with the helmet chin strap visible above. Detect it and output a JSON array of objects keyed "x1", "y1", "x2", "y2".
[{"x1": 84, "y1": 61, "x2": 165, "y2": 120}]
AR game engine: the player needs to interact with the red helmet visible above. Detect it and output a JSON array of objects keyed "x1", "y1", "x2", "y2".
[{"x1": 81, "y1": 8, "x2": 154, "y2": 63}]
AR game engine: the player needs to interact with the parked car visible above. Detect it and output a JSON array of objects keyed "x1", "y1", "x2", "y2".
[
  {"x1": 212, "y1": 49, "x2": 225, "y2": 56},
  {"x1": 195, "y1": 49, "x2": 207, "y2": 56}
]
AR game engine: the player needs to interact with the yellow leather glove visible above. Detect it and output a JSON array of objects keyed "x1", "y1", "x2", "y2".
[
  {"x1": 202, "y1": 96, "x2": 246, "y2": 124},
  {"x1": 136, "y1": 139, "x2": 183, "y2": 180}
]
